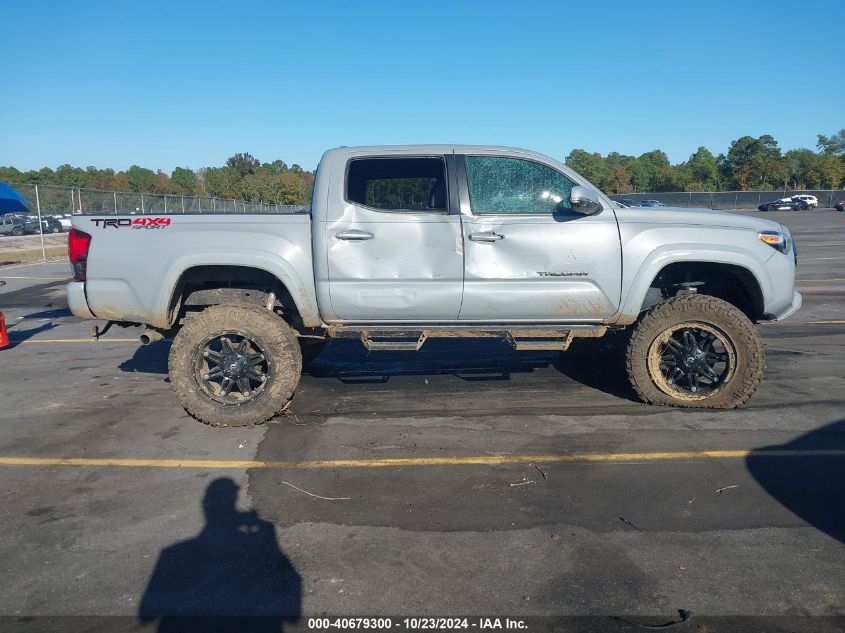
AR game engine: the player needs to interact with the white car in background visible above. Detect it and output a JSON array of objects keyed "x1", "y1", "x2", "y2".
[{"x1": 791, "y1": 194, "x2": 818, "y2": 208}]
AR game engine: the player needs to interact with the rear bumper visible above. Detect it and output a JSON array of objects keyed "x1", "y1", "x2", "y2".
[{"x1": 66, "y1": 282, "x2": 95, "y2": 319}]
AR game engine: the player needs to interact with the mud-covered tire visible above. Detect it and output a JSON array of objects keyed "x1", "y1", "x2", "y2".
[
  {"x1": 626, "y1": 294, "x2": 764, "y2": 409},
  {"x1": 168, "y1": 303, "x2": 302, "y2": 427}
]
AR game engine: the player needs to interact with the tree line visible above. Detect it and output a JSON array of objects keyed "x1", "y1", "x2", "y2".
[
  {"x1": 565, "y1": 129, "x2": 845, "y2": 194},
  {"x1": 2, "y1": 130, "x2": 843, "y2": 202},
  {"x1": 0, "y1": 152, "x2": 314, "y2": 206}
]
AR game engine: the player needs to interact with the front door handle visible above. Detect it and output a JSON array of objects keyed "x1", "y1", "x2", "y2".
[
  {"x1": 468, "y1": 231, "x2": 504, "y2": 243},
  {"x1": 336, "y1": 230, "x2": 374, "y2": 241}
]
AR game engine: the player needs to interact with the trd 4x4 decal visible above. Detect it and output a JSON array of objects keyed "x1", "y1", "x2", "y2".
[{"x1": 91, "y1": 218, "x2": 172, "y2": 229}]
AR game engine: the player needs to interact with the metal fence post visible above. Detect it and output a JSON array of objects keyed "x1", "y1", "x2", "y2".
[
  {"x1": 141, "y1": 193, "x2": 145, "y2": 214},
  {"x1": 77, "y1": 189, "x2": 82, "y2": 213},
  {"x1": 113, "y1": 191, "x2": 118, "y2": 213},
  {"x1": 181, "y1": 196, "x2": 185, "y2": 213},
  {"x1": 164, "y1": 196, "x2": 168, "y2": 214},
  {"x1": 35, "y1": 185, "x2": 46, "y2": 261}
]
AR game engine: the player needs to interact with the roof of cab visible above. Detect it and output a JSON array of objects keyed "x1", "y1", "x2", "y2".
[{"x1": 321, "y1": 144, "x2": 557, "y2": 163}]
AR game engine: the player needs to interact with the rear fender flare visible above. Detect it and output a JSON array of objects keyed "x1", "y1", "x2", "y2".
[{"x1": 156, "y1": 251, "x2": 321, "y2": 329}]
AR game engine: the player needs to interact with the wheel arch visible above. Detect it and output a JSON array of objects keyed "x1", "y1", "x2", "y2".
[
  {"x1": 619, "y1": 250, "x2": 768, "y2": 323},
  {"x1": 162, "y1": 262, "x2": 320, "y2": 330}
]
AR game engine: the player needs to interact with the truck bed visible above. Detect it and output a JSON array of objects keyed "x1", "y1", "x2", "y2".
[{"x1": 70, "y1": 213, "x2": 316, "y2": 328}]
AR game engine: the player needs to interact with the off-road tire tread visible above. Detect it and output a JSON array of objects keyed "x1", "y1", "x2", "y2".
[
  {"x1": 625, "y1": 294, "x2": 764, "y2": 409},
  {"x1": 169, "y1": 302, "x2": 302, "y2": 427}
]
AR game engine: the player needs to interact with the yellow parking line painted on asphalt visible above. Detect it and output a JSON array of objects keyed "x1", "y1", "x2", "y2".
[
  {"x1": 0, "y1": 449, "x2": 843, "y2": 471},
  {"x1": 16, "y1": 338, "x2": 139, "y2": 344}
]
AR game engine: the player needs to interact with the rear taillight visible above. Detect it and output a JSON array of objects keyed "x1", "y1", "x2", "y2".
[{"x1": 68, "y1": 228, "x2": 92, "y2": 281}]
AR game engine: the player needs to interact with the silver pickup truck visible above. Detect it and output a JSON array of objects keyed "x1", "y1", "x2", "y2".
[{"x1": 66, "y1": 145, "x2": 801, "y2": 426}]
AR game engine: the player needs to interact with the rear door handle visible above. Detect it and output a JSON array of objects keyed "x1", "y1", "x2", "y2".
[
  {"x1": 336, "y1": 230, "x2": 374, "y2": 241},
  {"x1": 468, "y1": 231, "x2": 504, "y2": 242}
]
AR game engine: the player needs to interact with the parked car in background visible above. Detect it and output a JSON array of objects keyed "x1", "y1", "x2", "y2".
[
  {"x1": 758, "y1": 198, "x2": 809, "y2": 212},
  {"x1": 617, "y1": 198, "x2": 638, "y2": 207},
  {"x1": 835, "y1": 200, "x2": 845, "y2": 212},
  {"x1": 41, "y1": 217, "x2": 63, "y2": 234},
  {"x1": 57, "y1": 215, "x2": 72, "y2": 231},
  {"x1": 22, "y1": 216, "x2": 42, "y2": 234},
  {"x1": 0, "y1": 215, "x2": 25, "y2": 236},
  {"x1": 791, "y1": 195, "x2": 818, "y2": 208},
  {"x1": 638, "y1": 199, "x2": 665, "y2": 207}
]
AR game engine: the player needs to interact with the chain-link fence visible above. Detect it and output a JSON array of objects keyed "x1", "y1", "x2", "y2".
[
  {"x1": 609, "y1": 190, "x2": 845, "y2": 210},
  {"x1": 7, "y1": 183, "x2": 308, "y2": 216}
]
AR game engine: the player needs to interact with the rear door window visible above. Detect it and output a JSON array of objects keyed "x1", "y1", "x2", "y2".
[{"x1": 346, "y1": 157, "x2": 447, "y2": 212}]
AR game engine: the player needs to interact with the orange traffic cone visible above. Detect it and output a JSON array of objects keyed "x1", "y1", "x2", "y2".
[{"x1": 0, "y1": 311, "x2": 8, "y2": 349}]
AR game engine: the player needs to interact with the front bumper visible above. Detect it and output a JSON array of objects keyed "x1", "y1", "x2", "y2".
[
  {"x1": 66, "y1": 282, "x2": 95, "y2": 319},
  {"x1": 771, "y1": 291, "x2": 802, "y2": 321}
]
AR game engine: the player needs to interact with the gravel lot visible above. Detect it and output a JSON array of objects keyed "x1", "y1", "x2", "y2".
[{"x1": 0, "y1": 208, "x2": 843, "y2": 632}]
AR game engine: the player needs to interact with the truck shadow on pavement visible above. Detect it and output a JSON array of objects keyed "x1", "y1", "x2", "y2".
[
  {"x1": 138, "y1": 477, "x2": 301, "y2": 632},
  {"x1": 118, "y1": 337, "x2": 639, "y2": 401},
  {"x1": 747, "y1": 418, "x2": 845, "y2": 545}
]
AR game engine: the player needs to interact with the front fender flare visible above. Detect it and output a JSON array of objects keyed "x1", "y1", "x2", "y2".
[{"x1": 614, "y1": 244, "x2": 770, "y2": 323}]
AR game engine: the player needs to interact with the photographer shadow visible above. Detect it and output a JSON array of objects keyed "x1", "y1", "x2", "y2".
[{"x1": 138, "y1": 478, "x2": 301, "y2": 632}]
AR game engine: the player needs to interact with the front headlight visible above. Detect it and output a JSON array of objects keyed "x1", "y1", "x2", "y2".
[{"x1": 758, "y1": 230, "x2": 791, "y2": 254}]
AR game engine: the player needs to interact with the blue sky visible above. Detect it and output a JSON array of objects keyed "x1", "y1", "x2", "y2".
[{"x1": 1, "y1": 0, "x2": 842, "y2": 172}]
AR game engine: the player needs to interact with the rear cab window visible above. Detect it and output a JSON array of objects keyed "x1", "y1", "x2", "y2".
[{"x1": 346, "y1": 157, "x2": 447, "y2": 212}]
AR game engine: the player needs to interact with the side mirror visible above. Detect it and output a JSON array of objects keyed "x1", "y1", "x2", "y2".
[{"x1": 569, "y1": 185, "x2": 603, "y2": 216}]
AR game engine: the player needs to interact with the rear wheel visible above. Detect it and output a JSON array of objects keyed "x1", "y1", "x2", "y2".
[
  {"x1": 169, "y1": 303, "x2": 302, "y2": 427},
  {"x1": 626, "y1": 294, "x2": 764, "y2": 409}
]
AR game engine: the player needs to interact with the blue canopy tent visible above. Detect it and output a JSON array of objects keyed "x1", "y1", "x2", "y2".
[{"x1": 0, "y1": 182, "x2": 30, "y2": 214}]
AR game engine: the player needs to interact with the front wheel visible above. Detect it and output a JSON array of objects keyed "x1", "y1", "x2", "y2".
[
  {"x1": 625, "y1": 294, "x2": 764, "y2": 409},
  {"x1": 168, "y1": 303, "x2": 302, "y2": 427}
]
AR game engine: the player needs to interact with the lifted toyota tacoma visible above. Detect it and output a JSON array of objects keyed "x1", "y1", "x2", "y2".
[{"x1": 66, "y1": 145, "x2": 801, "y2": 426}]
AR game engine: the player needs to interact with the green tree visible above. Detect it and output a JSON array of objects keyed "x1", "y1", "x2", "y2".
[
  {"x1": 226, "y1": 152, "x2": 260, "y2": 177},
  {"x1": 126, "y1": 165, "x2": 157, "y2": 192},
  {"x1": 564, "y1": 150, "x2": 609, "y2": 189},
  {"x1": 200, "y1": 167, "x2": 238, "y2": 198},
  {"x1": 723, "y1": 135, "x2": 784, "y2": 190},
  {"x1": 816, "y1": 129, "x2": 845, "y2": 157},
  {"x1": 53, "y1": 164, "x2": 89, "y2": 187},
  {"x1": 262, "y1": 160, "x2": 288, "y2": 174},
  {"x1": 170, "y1": 167, "x2": 197, "y2": 195},
  {"x1": 682, "y1": 147, "x2": 718, "y2": 190},
  {"x1": 604, "y1": 152, "x2": 635, "y2": 193},
  {"x1": 630, "y1": 150, "x2": 672, "y2": 191}
]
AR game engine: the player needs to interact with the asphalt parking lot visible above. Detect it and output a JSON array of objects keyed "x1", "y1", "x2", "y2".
[{"x1": 0, "y1": 209, "x2": 843, "y2": 631}]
